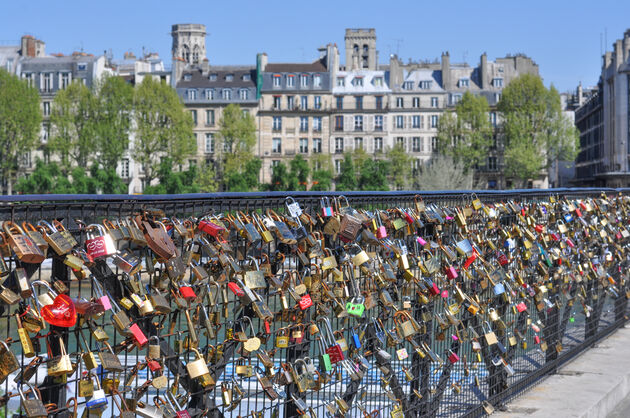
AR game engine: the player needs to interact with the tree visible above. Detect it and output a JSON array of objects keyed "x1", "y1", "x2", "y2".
[
  {"x1": 336, "y1": 153, "x2": 357, "y2": 191},
  {"x1": 195, "y1": 162, "x2": 219, "y2": 193},
  {"x1": 498, "y1": 74, "x2": 579, "y2": 186},
  {"x1": 0, "y1": 69, "x2": 42, "y2": 194},
  {"x1": 219, "y1": 104, "x2": 260, "y2": 191},
  {"x1": 143, "y1": 157, "x2": 200, "y2": 194},
  {"x1": 415, "y1": 155, "x2": 477, "y2": 190},
  {"x1": 93, "y1": 75, "x2": 134, "y2": 170},
  {"x1": 269, "y1": 162, "x2": 289, "y2": 191},
  {"x1": 310, "y1": 155, "x2": 333, "y2": 191},
  {"x1": 133, "y1": 77, "x2": 195, "y2": 187},
  {"x1": 436, "y1": 91, "x2": 493, "y2": 171},
  {"x1": 49, "y1": 80, "x2": 97, "y2": 169},
  {"x1": 358, "y1": 159, "x2": 390, "y2": 191},
  {"x1": 225, "y1": 158, "x2": 261, "y2": 192},
  {"x1": 289, "y1": 155, "x2": 310, "y2": 191},
  {"x1": 387, "y1": 143, "x2": 413, "y2": 190}
]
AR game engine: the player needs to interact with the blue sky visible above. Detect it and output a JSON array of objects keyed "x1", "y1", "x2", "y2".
[{"x1": 1, "y1": 0, "x2": 628, "y2": 92}]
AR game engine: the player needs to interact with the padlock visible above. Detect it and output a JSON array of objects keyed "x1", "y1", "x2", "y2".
[
  {"x1": 346, "y1": 296, "x2": 366, "y2": 318},
  {"x1": 4, "y1": 221, "x2": 46, "y2": 263},
  {"x1": 86, "y1": 373, "x2": 108, "y2": 410},
  {"x1": 98, "y1": 341, "x2": 124, "y2": 372},
  {"x1": 0, "y1": 339, "x2": 19, "y2": 383},
  {"x1": 448, "y1": 349, "x2": 460, "y2": 364},
  {"x1": 85, "y1": 224, "x2": 117, "y2": 259},
  {"x1": 321, "y1": 197, "x2": 334, "y2": 217},
  {"x1": 19, "y1": 383, "x2": 48, "y2": 418},
  {"x1": 186, "y1": 348, "x2": 210, "y2": 379},
  {"x1": 375, "y1": 211, "x2": 387, "y2": 239}
]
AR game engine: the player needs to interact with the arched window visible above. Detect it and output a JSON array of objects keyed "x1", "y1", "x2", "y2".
[
  {"x1": 353, "y1": 44, "x2": 359, "y2": 53},
  {"x1": 192, "y1": 45, "x2": 200, "y2": 64},
  {"x1": 182, "y1": 45, "x2": 190, "y2": 63}
]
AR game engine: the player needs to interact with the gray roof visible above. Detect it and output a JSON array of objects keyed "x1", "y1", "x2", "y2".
[{"x1": 177, "y1": 67, "x2": 256, "y2": 88}]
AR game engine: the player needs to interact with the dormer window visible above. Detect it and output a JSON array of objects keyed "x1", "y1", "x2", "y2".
[
  {"x1": 337, "y1": 77, "x2": 345, "y2": 87},
  {"x1": 492, "y1": 78, "x2": 503, "y2": 87},
  {"x1": 287, "y1": 74, "x2": 295, "y2": 87},
  {"x1": 205, "y1": 89, "x2": 214, "y2": 100},
  {"x1": 184, "y1": 74, "x2": 192, "y2": 81},
  {"x1": 225, "y1": 74, "x2": 234, "y2": 82},
  {"x1": 313, "y1": 74, "x2": 321, "y2": 87},
  {"x1": 242, "y1": 73, "x2": 251, "y2": 81},
  {"x1": 273, "y1": 74, "x2": 281, "y2": 87},
  {"x1": 300, "y1": 74, "x2": 308, "y2": 87},
  {"x1": 209, "y1": 74, "x2": 217, "y2": 81},
  {"x1": 187, "y1": 89, "x2": 197, "y2": 100},
  {"x1": 373, "y1": 77, "x2": 383, "y2": 87},
  {"x1": 403, "y1": 81, "x2": 414, "y2": 90},
  {"x1": 352, "y1": 77, "x2": 364, "y2": 87},
  {"x1": 419, "y1": 80, "x2": 432, "y2": 89},
  {"x1": 459, "y1": 78, "x2": 470, "y2": 87}
]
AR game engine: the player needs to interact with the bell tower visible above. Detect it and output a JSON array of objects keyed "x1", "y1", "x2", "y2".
[
  {"x1": 344, "y1": 28, "x2": 377, "y2": 70},
  {"x1": 171, "y1": 24, "x2": 207, "y2": 65}
]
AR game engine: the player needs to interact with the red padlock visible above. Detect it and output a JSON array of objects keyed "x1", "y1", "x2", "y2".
[
  {"x1": 198, "y1": 218, "x2": 225, "y2": 237},
  {"x1": 445, "y1": 265, "x2": 458, "y2": 280},
  {"x1": 404, "y1": 210, "x2": 415, "y2": 224},
  {"x1": 85, "y1": 224, "x2": 116, "y2": 259},
  {"x1": 575, "y1": 208, "x2": 582, "y2": 218},
  {"x1": 448, "y1": 350, "x2": 460, "y2": 364},
  {"x1": 227, "y1": 282, "x2": 245, "y2": 298},
  {"x1": 566, "y1": 238, "x2": 575, "y2": 248},
  {"x1": 147, "y1": 359, "x2": 162, "y2": 372},
  {"x1": 535, "y1": 225, "x2": 544, "y2": 233},
  {"x1": 426, "y1": 278, "x2": 440, "y2": 296},
  {"x1": 464, "y1": 253, "x2": 477, "y2": 269},
  {"x1": 299, "y1": 294, "x2": 313, "y2": 310},
  {"x1": 516, "y1": 302, "x2": 527, "y2": 312},
  {"x1": 534, "y1": 335, "x2": 540, "y2": 344},
  {"x1": 498, "y1": 252, "x2": 509, "y2": 266},
  {"x1": 130, "y1": 323, "x2": 148, "y2": 347},
  {"x1": 179, "y1": 283, "x2": 196, "y2": 302},
  {"x1": 326, "y1": 344, "x2": 345, "y2": 364}
]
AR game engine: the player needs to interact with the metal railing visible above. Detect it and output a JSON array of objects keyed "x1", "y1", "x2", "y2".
[{"x1": 0, "y1": 188, "x2": 627, "y2": 418}]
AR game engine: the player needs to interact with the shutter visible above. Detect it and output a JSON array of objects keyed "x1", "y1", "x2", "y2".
[{"x1": 367, "y1": 115, "x2": 373, "y2": 132}]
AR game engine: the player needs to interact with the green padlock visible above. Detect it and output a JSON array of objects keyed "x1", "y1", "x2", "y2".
[
  {"x1": 346, "y1": 296, "x2": 365, "y2": 318},
  {"x1": 318, "y1": 336, "x2": 332, "y2": 372}
]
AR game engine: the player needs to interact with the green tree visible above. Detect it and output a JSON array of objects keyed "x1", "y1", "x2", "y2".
[
  {"x1": 289, "y1": 155, "x2": 310, "y2": 191},
  {"x1": 358, "y1": 159, "x2": 390, "y2": 191},
  {"x1": 219, "y1": 104, "x2": 260, "y2": 191},
  {"x1": 144, "y1": 157, "x2": 200, "y2": 194},
  {"x1": 387, "y1": 143, "x2": 413, "y2": 190},
  {"x1": 195, "y1": 162, "x2": 219, "y2": 193},
  {"x1": 133, "y1": 77, "x2": 195, "y2": 188},
  {"x1": 49, "y1": 80, "x2": 97, "y2": 169},
  {"x1": 414, "y1": 155, "x2": 477, "y2": 190},
  {"x1": 498, "y1": 74, "x2": 579, "y2": 186},
  {"x1": 336, "y1": 153, "x2": 357, "y2": 191},
  {"x1": 310, "y1": 155, "x2": 333, "y2": 191},
  {"x1": 0, "y1": 69, "x2": 42, "y2": 194},
  {"x1": 93, "y1": 75, "x2": 134, "y2": 170},
  {"x1": 269, "y1": 162, "x2": 289, "y2": 191},
  {"x1": 436, "y1": 91, "x2": 493, "y2": 171}
]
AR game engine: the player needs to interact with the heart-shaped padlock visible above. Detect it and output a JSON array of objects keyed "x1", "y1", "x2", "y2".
[{"x1": 41, "y1": 294, "x2": 77, "y2": 327}]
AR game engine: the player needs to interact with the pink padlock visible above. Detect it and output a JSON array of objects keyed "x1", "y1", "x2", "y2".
[
  {"x1": 417, "y1": 236, "x2": 427, "y2": 246},
  {"x1": 445, "y1": 265, "x2": 458, "y2": 280},
  {"x1": 375, "y1": 212, "x2": 387, "y2": 239},
  {"x1": 448, "y1": 350, "x2": 460, "y2": 364}
]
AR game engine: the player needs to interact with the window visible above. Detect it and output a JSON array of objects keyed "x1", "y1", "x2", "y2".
[
  {"x1": 121, "y1": 158, "x2": 129, "y2": 179},
  {"x1": 335, "y1": 137, "x2": 344, "y2": 153},
  {"x1": 488, "y1": 156, "x2": 498, "y2": 171},
  {"x1": 337, "y1": 77, "x2": 345, "y2": 87},
  {"x1": 273, "y1": 96, "x2": 281, "y2": 110},
  {"x1": 419, "y1": 80, "x2": 432, "y2": 89},
  {"x1": 352, "y1": 77, "x2": 364, "y2": 87},
  {"x1": 375, "y1": 115, "x2": 383, "y2": 131},
  {"x1": 314, "y1": 96, "x2": 321, "y2": 110},
  {"x1": 300, "y1": 74, "x2": 308, "y2": 87},
  {"x1": 459, "y1": 78, "x2": 469, "y2": 87},
  {"x1": 41, "y1": 124, "x2": 49, "y2": 143},
  {"x1": 452, "y1": 94, "x2": 462, "y2": 105},
  {"x1": 374, "y1": 137, "x2": 383, "y2": 152},
  {"x1": 43, "y1": 73, "x2": 53, "y2": 92},
  {"x1": 403, "y1": 81, "x2": 414, "y2": 90},
  {"x1": 61, "y1": 73, "x2": 71, "y2": 89},
  {"x1": 412, "y1": 97, "x2": 420, "y2": 108},
  {"x1": 209, "y1": 74, "x2": 217, "y2": 81},
  {"x1": 354, "y1": 137, "x2": 363, "y2": 151},
  {"x1": 396, "y1": 115, "x2": 404, "y2": 129},
  {"x1": 412, "y1": 115, "x2": 420, "y2": 128},
  {"x1": 299, "y1": 138, "x2": 308, "y2": 154},
  {"x1": 224, "y1": 140, "x2": 232, "y2": 153},
  {"x1": 190, "y1": 110, "x2": 197, "y2": 125},
  {"x1": 206, "y1": 110, "x2": 215, "y2": 126},
  {"x1": 225, "y1": 74, "x2": 234, "y2": 82},
  {"x1": 431, "y1": 97, "x2": 438, "y2": 108},
  {"x1": 239, "y1": 89, "x2": 249, "y2": 100},
  {"x1": 336, "y1": 96, "x2": 343, "y2": 110},
  {"x1": 375, "y1": 96, "x2": 383, "y2": 109},
  {"x1": 273, "y1": 116, "x2": 282, "y2": 131},
  {"x1": 242, "y1": 109, "x2": 249, "y2": 117},
  {"x1": 43, "y1": 101, "x2": 50, "y2": 117},
  {"x1": 23, "y1": 73, "x2": 34, "y2": 87},
  {"x1": 184, "y1": 74, "x2": 192, "y2": 81},
  {"x1": 5, "y1": 58, "x2": 13, "y2": 71},
  {"x1": 335, "y1": 116, "x2": 344, "y2": 131},
  {"x1": 313, "y1": 138, "x2": 322, "y2": 153},
  {"x1": 271, "y1": 160, "x2": 280, "y2": 173},
  {"x1": 77, "y1": 63, "x2": 87, "y2": 71},
  {"x1": 431, "y1": 136, "x2": 437, "y2": 151},
  {"x1": 313, "y1": 75, "x2": 321, "y2": 87},
  {"x1": 300, "y1": 117, "x2": 309, "y2": 132},
  {"x1": 272, "y1": 137, "x2": 282, "y2": 154},
  {"x1": 335, "y1": 159, "x2": 342, "y2": 175},
  {"x1": 273, "y1": 74, "x2": 281, "y2": 87},
  {"x1": 300, "y1": 96, "x2": 308, "y2": 110},
  {"x1": 493, "y1": 78, "x2": 503, "y2": 88},
  {"x1": 287, "y1": 74, "x2": 295, "y2": 87},
  {"x1": 396, "y1": 97, "x2": 403, "y2": 108},
  {"x1": 287, "y1": 96, "x2": 295, "y2": 109},
  {"x1": 205, "y1": 89, "x2": 214, "y2": 100},
  {"x1": 355, "y1": 96, "x2": 363, "y2": 110},
  {"x1": 222, "y1": 89, "x2": 231, "y2": 100},
  {"x1": 396, "y1": 137, "x2": 405, "y2": 149},
  {"x1": 205, "y1": 133, "x2": 214, "y2": 153},
  {"x1": 313, "y1": 117, "x2": 322, "y2": 132},
  {"x1": 489, "y1": 111, "x2": 497, "y2": 127},
  {"x1": 242, "y1": 73, "x2": 251, "y2": 81},
  {"x1": 413, "y1": 158, "x2": 421, "y2": 173},
  {"x1": 412, "y1": 137, "x2": 421, "y2": 152},
  {"x1": 373, "y1": 77, "x2": 383, "y2": 87},
  {"x1": 187, "y1": 89, "x2": 197, "y2": 100},
  {"x1": 495, "y1": 93, "x2": 502, "y2": 102},
  {"x1": 431, "y1": 115, "x2": 439, "y2": 128},
  {"x1": 354, "y1": 116, "x2": 363, "y2": 131}
]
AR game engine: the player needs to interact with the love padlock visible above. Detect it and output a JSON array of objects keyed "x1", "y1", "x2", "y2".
[{"x1": 345, "y1": 296, "x2": 365, "y2": 318}]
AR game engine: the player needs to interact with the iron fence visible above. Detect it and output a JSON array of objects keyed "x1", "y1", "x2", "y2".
[{"x1": 0, "y1": 188, "x2": 627, "y2": 418}]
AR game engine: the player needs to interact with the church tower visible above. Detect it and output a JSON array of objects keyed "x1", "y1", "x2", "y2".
[
  {"x1": 344, "y1": 28, "x2": 377, "y2": 70},
  {"x1": 171, "y1": 24, "x2": 207, "y2": 65}
]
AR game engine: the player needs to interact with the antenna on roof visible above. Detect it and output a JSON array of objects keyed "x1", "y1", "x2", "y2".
[{"x1": 393, "y1": 39, "x2": 403, "y2": 57}]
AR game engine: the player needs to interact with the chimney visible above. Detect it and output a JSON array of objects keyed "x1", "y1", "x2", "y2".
[
  {"x1": 441, "y1": 52, "x2": 451, "y2": 90},
  {"x1": 623, "y1": 29, "x2": 630, "y2": 63},
  {"x1": 389, "y1": 54, "x2": 402, "y2": 88},
  {"x1": 257, "y1": 53, "x2": 268, "y2": 72},
  {"x1": 480, "y1": 53, "x2": 488, "y2": 90},
  {"x1": 615, "y1": 39, "x2": 623, "y2": 69},
  {"x1": 20, "y1": 35, "x2": 46, "y2": 58},
  {"x1": 577, "y1": 82, "x2": 583, "y2": 105}
]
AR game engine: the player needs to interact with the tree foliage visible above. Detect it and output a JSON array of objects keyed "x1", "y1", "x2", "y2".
[
  {"x1": 219, "y1": 104, "x2": 260, "y2": 191},
  {"x1": 498, "y1": 74, "x2": 579, "y2": 186},
  {"x1": 289, "y1": 155, "x2": 310, "y2": 191},
  {"x1": 336, "y1": 153, "x2": 357, "y2": 191},
  {"x1": 143, "y1": 158, "x2": 200, "y2": 194},
  {"x1": 436, "y1": 91, "x2": 493, "y2": 171},
  {"x1": 358, "y1": 159, "x2": 390, "y2": 191},
  {"x1": 0, "y1": 69, "x2": 42, "y2": 194},
  {"x1": 387, "y1": 143, "x2": 413, "y2": 190},
  {"x1": 269, "y1": 162, "x2": 289, "y2": 191},
  {"x1": 195, "y1": 162, "x2": 219, "y2": 193},
  {"x1": 415, "y1": 155, "x2": 476, "y2": 190},
  {"x1": 133, "y1": 77, "x2": 195, "y2": 187},
  {"x1": 310, "y1": 155, "x2": 333, "y2": 191}
]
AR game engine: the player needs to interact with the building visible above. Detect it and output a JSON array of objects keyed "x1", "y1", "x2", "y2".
[
  {"x1": 574, "y1": 29, "x2": 630, "y2": 187},
  {"x1": 111, "y1": 51, "x2": 170, "y2": 85},
  {"x1": 256, "y1": 45, "x2": 337, "y2": 183}
]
